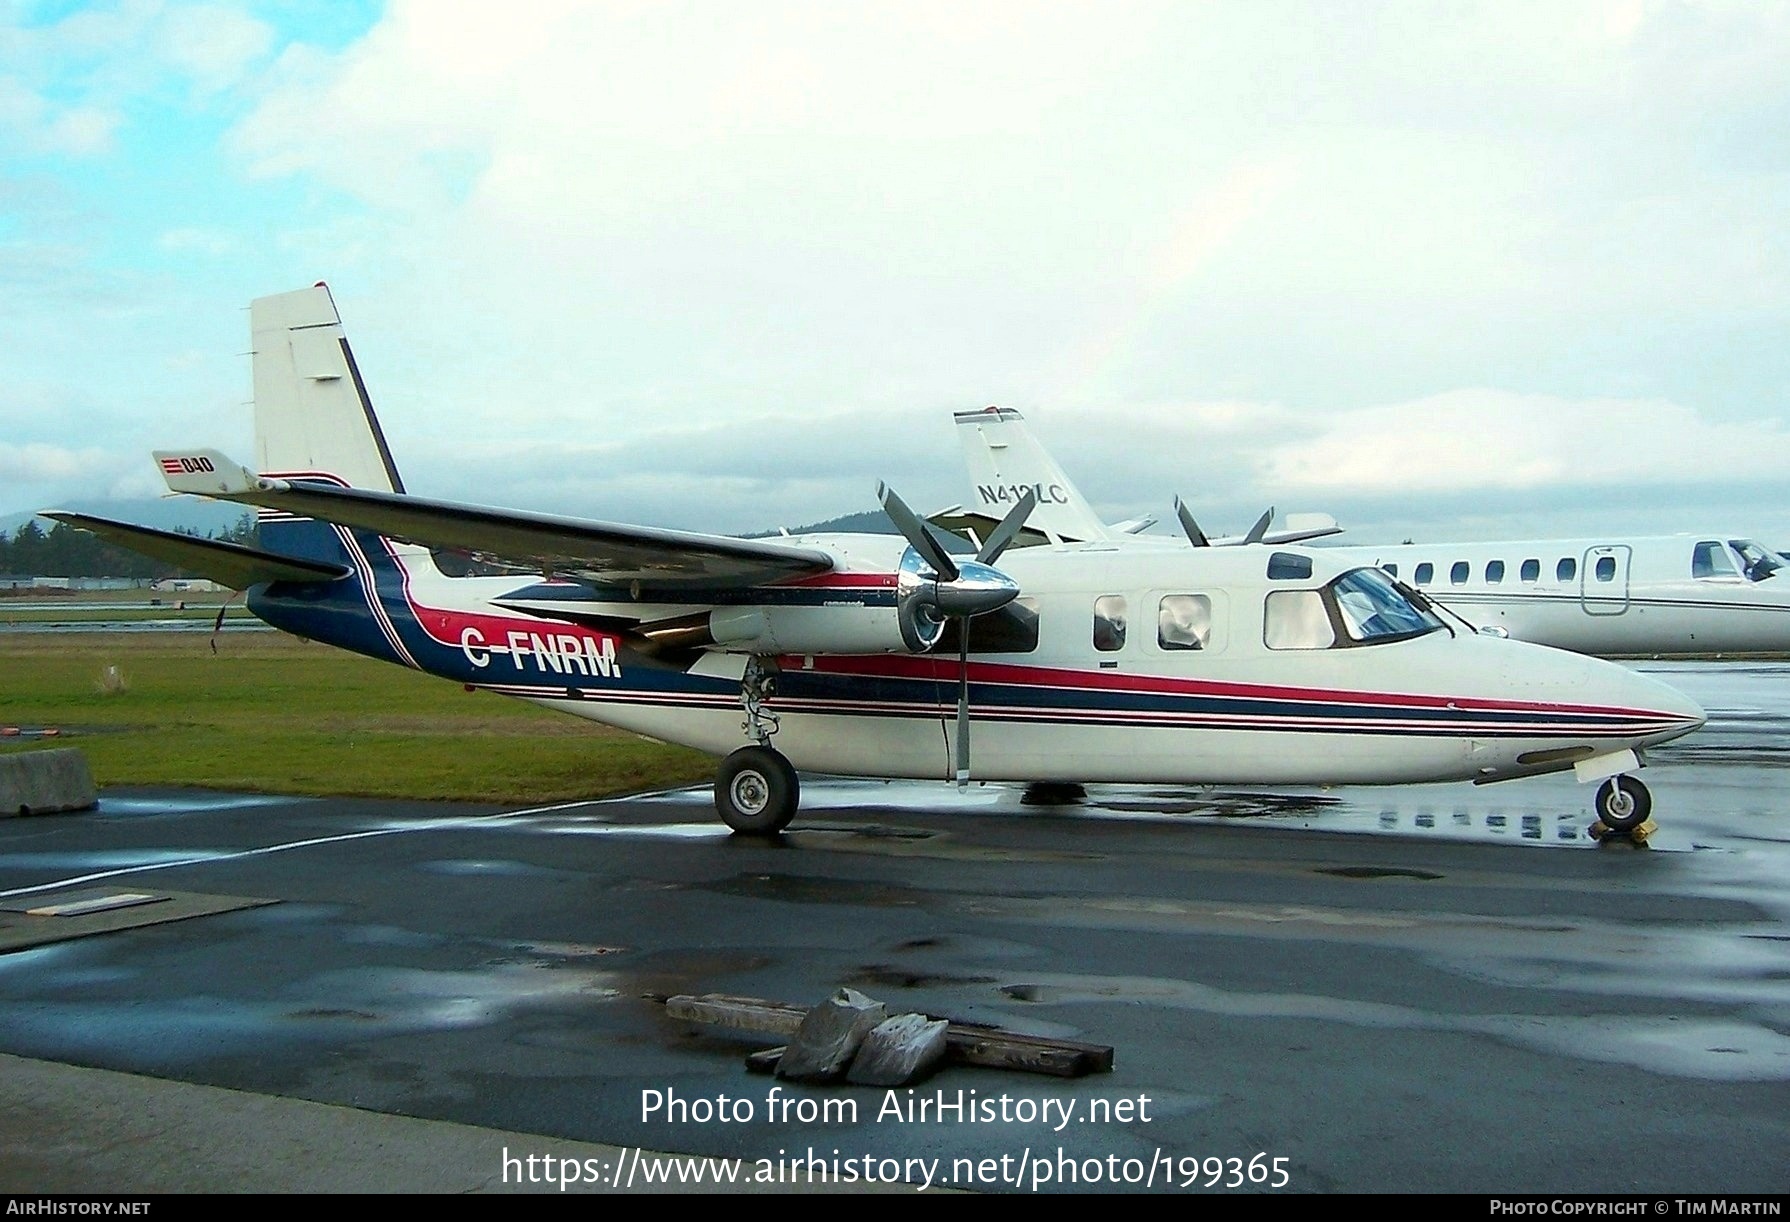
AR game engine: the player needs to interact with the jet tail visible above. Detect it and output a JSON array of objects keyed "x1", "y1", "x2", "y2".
[{"x1": 953, "y1": 407, "x2": 1115, "y2": 544}]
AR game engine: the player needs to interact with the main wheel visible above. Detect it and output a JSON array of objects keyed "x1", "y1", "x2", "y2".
[
  {"x1": 1594, "y1": 775, "x2": 1651, "y2": 833},
  {"x1": 715, "y1": 746, "x2": 800, "y2": 835}
]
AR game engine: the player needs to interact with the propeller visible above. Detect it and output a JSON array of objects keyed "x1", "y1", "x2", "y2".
[
  {"x1": 878, "y1": 484, "x2": 1036, "y2": 787},
  {"x1": 1173, "y1": 496, "x2": 1209, "y2": 547}
]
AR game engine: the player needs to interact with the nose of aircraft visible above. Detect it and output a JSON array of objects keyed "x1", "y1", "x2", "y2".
[{"x1": 1616, "y1": 665, "x2": 1707, "y2": 745}]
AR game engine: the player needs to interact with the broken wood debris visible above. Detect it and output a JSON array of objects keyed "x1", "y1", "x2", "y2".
[{"x1": 661, "y1": 990, "x2": 1114, "y2": 1081}]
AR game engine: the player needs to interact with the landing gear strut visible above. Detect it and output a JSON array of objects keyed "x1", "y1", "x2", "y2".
[
  {"x1": 715, "y1": 657, "x2": 800, "y2": 835},
  {"x1": 1589, "y1": 775, "x2": 1654, "y2": 845}
]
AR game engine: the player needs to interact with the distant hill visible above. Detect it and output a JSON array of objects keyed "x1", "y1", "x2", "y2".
[
  {"x1": 1, "y1": 497, "x2": 251, "y2": 539},
  {"x1": 745, "y1": 510, "x2": 893, "y2": 538}
]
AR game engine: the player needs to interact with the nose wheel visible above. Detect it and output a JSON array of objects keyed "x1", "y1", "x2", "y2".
[
  {"x1": 1589, "y1": 775, "x2": 1654, "y2": 845},
  {"x1": 715, "y1": 745, "x2": 799, "y2": 835}
]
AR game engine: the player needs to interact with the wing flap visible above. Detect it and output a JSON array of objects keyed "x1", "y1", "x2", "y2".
[{"x1": 39, "y1": 512, "x2": 351, "y2": 589}]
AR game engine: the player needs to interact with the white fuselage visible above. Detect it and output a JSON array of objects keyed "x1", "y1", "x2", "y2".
[
  {"x1": 286, "y1": 531, "x2": 1704, "y2": 789},
  {"x1": 1321, "y1": 535, "x2": 1790, "y2": 657}
]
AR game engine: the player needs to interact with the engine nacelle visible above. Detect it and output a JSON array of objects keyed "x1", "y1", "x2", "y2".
[{"x1": 707, "y1": 602, "x2": 936, "y2": 655}]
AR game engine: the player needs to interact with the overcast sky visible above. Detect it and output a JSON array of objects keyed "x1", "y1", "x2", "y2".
[{"x1": 5, "y1": 0, "x2": 1789, "y2": 545}]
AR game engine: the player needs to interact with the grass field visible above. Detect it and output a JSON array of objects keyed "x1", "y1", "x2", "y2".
[{"x1": 0, "y1": 631, "x2": 714, "y2": 802}]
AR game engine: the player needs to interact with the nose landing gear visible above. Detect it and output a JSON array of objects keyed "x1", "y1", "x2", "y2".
[{"x1": 1588, "y1": 775, "x2": 1655, "y2": 846}]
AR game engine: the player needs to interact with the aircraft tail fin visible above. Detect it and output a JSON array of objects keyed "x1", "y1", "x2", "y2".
[
  {"x1": 252, "y1": 284, "x2": 405, "y2": 493},
  {"x1": 953, "y1": 407, "x2": 1115, "y2": 544}
]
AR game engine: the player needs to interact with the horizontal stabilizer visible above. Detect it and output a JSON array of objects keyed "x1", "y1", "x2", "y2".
[
  {"x1": 153, "y1": 450, "x2": 260, "y2": 498},
  {"x1": 39, "y1": 512, "x2": 351, "y2": 590}
]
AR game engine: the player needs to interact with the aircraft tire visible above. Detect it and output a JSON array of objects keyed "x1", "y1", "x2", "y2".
[
  {"x1": 1594, "y1": 775, "x2": 1651, "y2": 833},
  {"x1": 715, "y1": 746, "x2": 799, "y2": 835}
]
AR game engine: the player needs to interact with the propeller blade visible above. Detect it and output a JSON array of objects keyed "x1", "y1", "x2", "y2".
[
  {"x1": 878, "y1": 482, "x2": 959, "y2": 582},
  {"x1": 1243, "y1": 506, "x2": 1275, "y2": 545},
  {"x1": 1173, "y1": 496, "x2": 1209, "y2": 547},
  {"x1": 955, "y1": 629, "x2": 971, "y2": 788},
  {"x1": 974, "y1": 488, "x2": 1038, "y2": 565}
]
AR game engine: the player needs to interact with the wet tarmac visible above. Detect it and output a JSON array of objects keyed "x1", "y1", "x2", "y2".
[{"x1": 1, "y1": 660, "x2": 1788, "y2": 1194}]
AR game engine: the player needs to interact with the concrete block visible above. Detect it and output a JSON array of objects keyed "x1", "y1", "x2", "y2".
[
  {"x1": 775, "y1": 988, "x2": 887, "y2": 1082},
  {"x1": 0, "y1": 748, "x2": 98, "y2": 817},
  {"x1": 847, "y1": 1013, "x2": 950, "y2": 1086}
]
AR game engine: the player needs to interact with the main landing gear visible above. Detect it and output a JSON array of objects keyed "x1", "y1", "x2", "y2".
[
  {"x1": 715, "y1": 656, "x2": 799, "y2": 836},
  {"x1": 1588, "y1": 774, "x2": 1655, "y2": 846}
]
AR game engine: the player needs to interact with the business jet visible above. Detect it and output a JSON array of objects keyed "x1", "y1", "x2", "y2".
[
  {"x1": 42, "y1": 287, "x2": 1705, "y2": 837},
  {"x1": 953, "y1": 406, "x2": 1790, "y2": 660}
]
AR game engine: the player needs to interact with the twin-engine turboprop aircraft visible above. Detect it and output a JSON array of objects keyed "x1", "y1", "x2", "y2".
[{"x1": 44, "y1": 286, "x2": 1706, "y2": 835}]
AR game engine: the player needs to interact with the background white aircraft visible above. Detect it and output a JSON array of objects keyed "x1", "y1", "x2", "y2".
[
  {"x1": 45, "y1": 287, "x2": 1704, "y2": 835},
  {"x1": 955, "y1": 407, "x2": 1790, "y2": 660}
]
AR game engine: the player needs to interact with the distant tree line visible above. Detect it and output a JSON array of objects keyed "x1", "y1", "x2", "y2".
[{"x1": 0, "y1": 513, "x2": 258, "y2": 580}]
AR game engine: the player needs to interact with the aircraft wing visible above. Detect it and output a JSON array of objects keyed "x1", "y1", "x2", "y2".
[
  {"x1": 153, "y1": 450, "x2": 836, "y2": 589},
  {"x1": 39, "y1": 512, "x2": 352, "y2": 589}
]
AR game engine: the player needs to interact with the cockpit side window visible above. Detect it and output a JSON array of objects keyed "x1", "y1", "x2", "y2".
[
  {"x1": 1693, "y1": 541, "x2": 1737, "y2": 580},
  {"x1": 1267, "y1": 552, "x2": 1313, "y2": 580},
  {"x1": 1263, "y1": 590, "x2": 1335, "y2": 650}
]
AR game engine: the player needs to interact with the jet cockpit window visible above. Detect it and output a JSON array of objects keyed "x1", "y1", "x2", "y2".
[
  {"x1": 1729, "y1": 539, "x2": 1785, "y2": 582},
  {"x1": 1486, "y1": 560, "x2": 1505, "y2": 584},
  {"x1": 1557, "y1": 558, "x2": 1576, "y2": 582},
  {"x1": 1381, "y1": 562, "x2": 1399, "y2": 579},
  {"x1": 1264, "y1": 568, "x2": 1441, "y2": 651},
  {"x1": 1520, "y1": 559, "x2": 1540, "y2": 583},
  {"x1": 1158, "y1": 595, "x2": 1213, "y2": 651},
  {"x1": 1414, "y1": 562, "x2": 1434, "y2": 585},
  {"x1": 1093, "y1": 595, "x2": 1127, "y2": 652},
  {"x1": 1267, "y1": 552, "x2": 1312, "y2": 580},
  {"x1": 1694, "y1": 541, "x2": 1737, "y2": 579}
]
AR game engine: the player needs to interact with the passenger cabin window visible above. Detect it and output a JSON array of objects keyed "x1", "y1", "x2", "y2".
[
  {"x1": 1693, "y1": 541, "x2": 1737, "y2": 579},
  {"x1": 1414, "y1": 562, "x2": 1434, "y2": 585},
  {"x1": 1486, "y1": 560, "x2": 1505, "y2": 584},
  {"x1": 1263, "y1": 590, "x2": 1335, "y2": 650},
  {"x1": 1450, "y1": 561, "x2": 1469, "y2": 585},
  {"x1": 1595, "y1": 556, "x2": 1616, "y2": 582},
  {"x1": 1267, "y1": 552, "x2": 1312, "y2": 580},
  {"x1": 1158, "y1": 595, "x2": 1213, "y2": 651},
  {"x1": 1557, "y1": 558, "x2": 1576, "y2": 582},
  {"x1": 937, "y1": 597, "x2": 1041, "y2": 654},
  {"x1": 1093, "y1": 595, "x2": 1127, "y2": 652},
  {"x1": 1520, "y1": 559, "x2": 1540, "y2": 583}
]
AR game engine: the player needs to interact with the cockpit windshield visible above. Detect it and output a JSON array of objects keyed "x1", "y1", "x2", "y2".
[
  {"x1": 1730, "y1": 539, "x2": 1785, "y2": 582},
  {"x1": 1264, "y1": 567, "x2": 1444, "y2": 650},
  {"x1": 1331, "y1": 567, "x2": 1444, "y2": 643}
]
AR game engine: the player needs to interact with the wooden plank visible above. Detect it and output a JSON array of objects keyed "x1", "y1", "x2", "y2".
[{"x1": 663, "y1": 993, "x2": 1114, "y2": 1077}]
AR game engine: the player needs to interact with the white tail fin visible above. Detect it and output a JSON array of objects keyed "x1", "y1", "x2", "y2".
[
  {"x1": 953, "y1": 407, "x2": 1114, "y2": 544},
  {"x1": 252, "y1": 284, "x2": 405, "y2": 492}
]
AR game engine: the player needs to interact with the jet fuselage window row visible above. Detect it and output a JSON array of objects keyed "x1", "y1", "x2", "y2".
[{"x1": 1385, "y1": 557, "x2": 1585, "y2": 586}]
